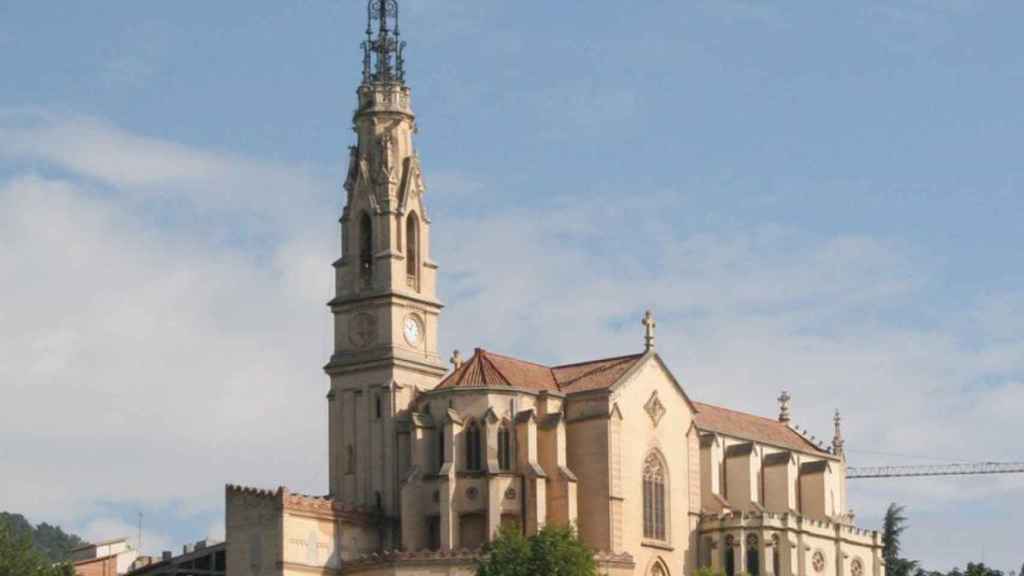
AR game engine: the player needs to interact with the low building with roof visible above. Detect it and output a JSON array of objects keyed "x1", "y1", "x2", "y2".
[{"x1": 70, "y1": 538, "x2": 138, "y2": 576}]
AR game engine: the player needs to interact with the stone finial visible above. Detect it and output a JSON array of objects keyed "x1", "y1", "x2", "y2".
[
  {"x1": 449, "y1": 349, "x2": 463, "y2": 370},
  {"x1": 642, "y1": 310, "x2": 656, "y2": 352},
  {"x1": 832, "y1": 409, "x2": 845, "y2": 458},
  {"x1": 778, "y1": 390, "x2": 792, "y2": 423}
]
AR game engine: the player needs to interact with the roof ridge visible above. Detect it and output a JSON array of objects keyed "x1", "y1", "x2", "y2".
[
  {"x1": 694, "y1": 401, "x2": 782, "y2": 425},
  {"x1": 552, "y1": 352, "x2": 644, "y2": 370},
  {"x1": 480, "y1": 348, "x2": 554, "y2": 369},
  {"x1": 556, "y1": 357, "x2": 635, "y2": 386},
  {"x1": 478, "y1": 349, "x2": 515, "y2": 387}
]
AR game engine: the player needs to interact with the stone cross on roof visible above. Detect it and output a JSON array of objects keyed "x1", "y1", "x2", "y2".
[{"x1": 642, "y1": 310, "x2": 656, "y2": 352}]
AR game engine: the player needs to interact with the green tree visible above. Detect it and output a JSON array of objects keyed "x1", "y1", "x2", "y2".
[
  {"x1": 0, "y1": 522, "x2": 75, "y2": 576},
  {"x1": 963, "y1": 563, "x2": 1003, "y2": 576},
  {"x1": 882, "y1": 504, "x2": 918, "y2": 576},
  {"x1": 0, "y1": 513, "x2": 84, "y2": 564},
  {"x1": 477, "y1": 524, "x2": 597, "y2": 576}
]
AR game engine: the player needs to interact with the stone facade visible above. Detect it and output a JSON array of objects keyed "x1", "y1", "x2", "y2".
[{"x1": 224, "y1": 3, "x2": 886, "y2": 576}]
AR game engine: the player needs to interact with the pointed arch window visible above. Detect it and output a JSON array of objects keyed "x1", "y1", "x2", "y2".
[
  {"x1": 725, "y1": 535, "x2": 736, "y2": 576},
  {"x1": 359, "y1": 212, "x2": 373, "y2": 286},
  {"x1": 643, "y1": 451, "x2": 667, "y2": 542},
  {"x1": 406, "y1": 212, "x2": 419, "y2": 289},
  {"x1": 465, "y1": 421, "x2": 482, "y2": 471},
  {"x1": 746, "y1": 534, "x2": 760, "y2": 576},
  {"x1": 497, "y1": 423, "x2": 512, "y2": 471}
]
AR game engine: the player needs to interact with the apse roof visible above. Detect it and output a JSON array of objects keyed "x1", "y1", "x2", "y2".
[{"x1": 434, "y1": 348, "x2": 644, "y2": 394}]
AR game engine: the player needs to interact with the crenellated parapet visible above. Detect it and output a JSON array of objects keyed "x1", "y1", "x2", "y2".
[{"x1": 226, "y1": 484, "x2": 382, "y2": 526}]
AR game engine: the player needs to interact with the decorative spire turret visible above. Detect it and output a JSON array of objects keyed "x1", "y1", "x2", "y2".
[
  {"x1": 832, "y1": 409, "x2": 845, "y2": 458},
  {"x1": 362, "y1": 0, "x2": 406, "y2": 85}
]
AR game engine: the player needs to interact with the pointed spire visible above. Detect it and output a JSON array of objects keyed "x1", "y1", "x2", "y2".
[
  {"x1": 778, "y1": 390, "x2": 792, "y2": 423},
  {"x1": 361, "y1": 0, "x2": 406, "y2": 85},
  {"x1": 832, "y1": 409, "x2": 845, "y2": 458},
  {"x1": 642, "y1": 310, "x2": 656, "y2": 352}
]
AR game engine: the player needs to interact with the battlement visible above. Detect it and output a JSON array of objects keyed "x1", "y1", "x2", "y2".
[{"x1": 226, "y1": 484, "x2": 382, "y2": 526}]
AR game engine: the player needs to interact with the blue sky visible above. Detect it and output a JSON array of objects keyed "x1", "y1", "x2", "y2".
[{"x1": 1, "y1": 1, "x2": 1022, "y2": 571}]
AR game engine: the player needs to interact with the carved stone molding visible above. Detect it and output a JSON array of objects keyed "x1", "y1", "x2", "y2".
[{"x1": 645, "y1": 391, "x2": 666, "y2": 427}]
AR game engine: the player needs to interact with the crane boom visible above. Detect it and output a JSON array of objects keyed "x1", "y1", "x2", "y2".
[{"x1": 847, "y1": 462, "x2": 1024, "y2": 479}]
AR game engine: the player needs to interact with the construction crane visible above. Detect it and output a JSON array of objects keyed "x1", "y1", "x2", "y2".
[{"x1": 846, "y1": 462, "x2": 1024, "y2": 479}]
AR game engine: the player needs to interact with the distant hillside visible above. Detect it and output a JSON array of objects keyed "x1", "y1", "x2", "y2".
[{"x1": 0, "y1": 512, "x2": 85, "y2": 563}]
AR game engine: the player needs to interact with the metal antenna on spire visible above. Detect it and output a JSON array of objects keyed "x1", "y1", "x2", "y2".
[{"x1": 361, "y1": 0, "x2": 406, "y2": 85}]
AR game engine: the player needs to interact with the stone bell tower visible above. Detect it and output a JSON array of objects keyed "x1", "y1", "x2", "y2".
[{"x1": 325, "y1": 0, "x2": 446, "y2": 535}]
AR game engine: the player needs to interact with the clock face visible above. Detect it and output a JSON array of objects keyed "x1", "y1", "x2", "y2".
[{"x1": 403, "y1": 316, "x2": 421, "y2": 346}]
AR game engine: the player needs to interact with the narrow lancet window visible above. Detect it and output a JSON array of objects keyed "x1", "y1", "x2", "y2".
[
  {"x1": 747, "y1": 534, "x2": 761, "y2": 576},
  {"x1": 406, "y1": 212, "x2": 419, "y2": 289},
  {"x1": 465, "y1": 421, "x2": 482, "y2": 471},
  {"x1": 643, "y1": 451, "x2": 667, "y2": 541},
  {"x1": 359, "y1": 212, "x2": 373, "y2": 286},
  {"x1": 497, "y1": 424, "x2": 512, "y2": 471}
]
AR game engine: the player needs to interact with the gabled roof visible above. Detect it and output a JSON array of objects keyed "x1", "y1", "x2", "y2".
[
  {"x1": 434, "y1": 348, "x2": 645, "y2": 394},
  {"x1": 553, "y1": 354, "x2": 646, "y2": 393},
  {"x1": 435, "y1": 348, "x2": 557, "y2": 392},
  {"x1": 693, "y1": 401, "x2": 832, "y2": 457}
]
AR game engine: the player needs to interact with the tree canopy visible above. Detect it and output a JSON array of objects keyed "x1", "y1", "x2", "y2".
[
  {"x1": 883, "y1": 503, "x2": 918, "y2": 576},
  {"x1": 0, "y1": 513, "x2": 84, "y2": 564},
  {"x1": 477, "y1": 524, "x2": 597, "y2": 576},
  {"x1": 0, "y1": 521, "x2": 75, "y2": 576}
]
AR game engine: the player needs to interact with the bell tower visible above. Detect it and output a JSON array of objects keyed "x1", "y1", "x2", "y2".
[{"x1": 325, "y1": 0, "x2": 445, "y2": 533}]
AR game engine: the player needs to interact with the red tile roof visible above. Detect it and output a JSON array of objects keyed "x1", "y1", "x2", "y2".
[
  {"x1": 693, "y1": 401, "x2": 831, "y2": 456},
  {"x1": 435, "y1": 348, "x2": 644, "y2": 394},
  {"x1": 434, "y1": 350, "x2": 830, "y2": 457},
  {"x1": 553, "y1": 354, "x2": 645, "y2": 393},
  {"x1": 436, "y1": 349, "x2": 558, "y2": 391}
]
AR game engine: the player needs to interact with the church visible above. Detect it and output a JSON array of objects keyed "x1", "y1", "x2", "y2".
[{"x1": 224, "y1": 3, "x2": 885, "y2": 575}]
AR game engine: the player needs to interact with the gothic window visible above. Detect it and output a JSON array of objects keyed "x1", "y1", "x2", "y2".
[
  {"x1": 405, "y1": 212, "x2": 419, "y2": 289},
  {"x1": 650, "y1": 562, "x2": 667, "y2": 576},
  {"x1": 375, "y1": 395, "x2": 383, "y2": 419},
  {"x1": 497, "y1": 423, "x2": 512, "y2": 471},
  {"x1": 345, "y1": 445, "x2": 355, "y2": 475},
  {"x1": 724, "y1": 536, "x2": 736, "y2": 576},
  {"x1": 642, "y1": 451, "x2": 667, "y2": 542},
  {"x1": 465, "y1": 421, "x2": 482, "y2": 471},
  {"x1": 746, "y1": 534, "x2": 760, "y2": 576},
  {"x1": 359, "y1": 212, "x2": 373, "y2": 284}
]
